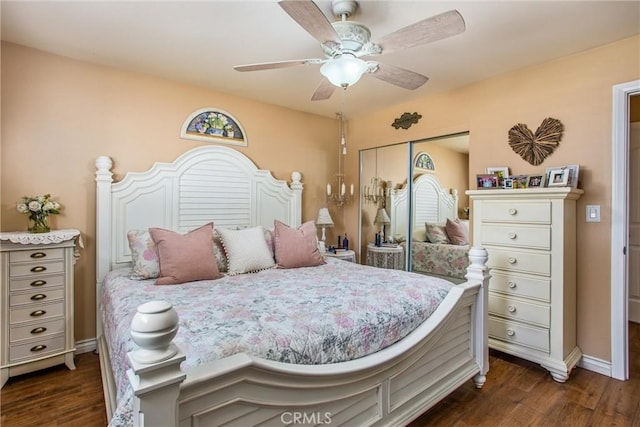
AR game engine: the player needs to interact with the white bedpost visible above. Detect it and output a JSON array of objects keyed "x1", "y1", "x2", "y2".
[
  {"x1": 290, "y1": 171, "x2": 303, "y2": 227},
  {"x1": 466, "y1": 246, "x2": 490, "y2": 388},
  {"x1": 95, "y1": 156, "x2": 114, "y2": 339},
  {"x1": 451, "y1": 188, "x2": 459, "y2": 218},
  {"x1": 127, "y1": 301, "x2": 186, "y2": 427}
]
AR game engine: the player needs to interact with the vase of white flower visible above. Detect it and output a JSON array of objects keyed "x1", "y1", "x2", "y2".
[{"x1": 16, "y1": 194, "x2": 61, "y2": 233}]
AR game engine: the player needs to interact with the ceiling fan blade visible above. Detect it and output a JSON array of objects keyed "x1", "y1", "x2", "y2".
[
  {"x1": 374, "y1": 10, "x2": 465, "y2": 55},
  {"x1": 234, "y1": 58, "x2": 322, "y2": 72},
  {"x1": 311, "y1": 78, "x2": 337, "y2": 101},
  {"x1": 279, "y1": 0, "x2": 341, "y2": 45},
  {"x1": 369, "y1": 63, "x2": 429, "y2": 90}
]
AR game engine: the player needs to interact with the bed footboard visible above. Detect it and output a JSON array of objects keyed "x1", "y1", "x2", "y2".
[{"x1": 123, "y1": 247, "x2": 489, "y2": 427}]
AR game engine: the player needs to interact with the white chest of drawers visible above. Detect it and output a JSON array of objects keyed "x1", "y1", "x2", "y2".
[
  {"x1": 467, "y1": 188, "x2": 583, "y2": 382},
  {"x1": 0, "y1": 230, "x2": 79, "y2": 387}
]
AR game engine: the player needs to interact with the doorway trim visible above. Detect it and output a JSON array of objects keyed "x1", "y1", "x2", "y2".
[{"x1": 611, "y1": 80, "x2": 640, "y2": 380}]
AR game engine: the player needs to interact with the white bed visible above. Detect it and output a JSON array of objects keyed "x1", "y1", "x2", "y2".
[
  {"x1": 95, "y1": 145, "x2": 489, "y2": 427},
  {"x1": 390, "y1": 174, "x2": 470, "y2": 281}
]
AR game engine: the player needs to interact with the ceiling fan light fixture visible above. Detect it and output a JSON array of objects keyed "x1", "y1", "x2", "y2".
[{"x1": 320, "y1": 54, "x2": 369, "y2": 88}]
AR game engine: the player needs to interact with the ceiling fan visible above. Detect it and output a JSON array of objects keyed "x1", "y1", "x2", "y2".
[{"x1": 234, "y1": 0, "x2": 465, "y2": 101}]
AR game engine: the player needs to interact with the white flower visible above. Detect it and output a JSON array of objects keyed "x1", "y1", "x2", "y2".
[
  {"x1": 17, "y1": 203, "x2": 29, "y2": 213},
  {"x1": 28, "y1": 201, "x2": 42, "y2": 212},
  {"x1": 43, "y1": 202, "x2": 55, "y2": 212}
]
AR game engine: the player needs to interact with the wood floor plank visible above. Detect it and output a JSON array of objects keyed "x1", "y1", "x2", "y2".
[{"x1": 1, "y1": 323, "x2": 638, "y2": 426}]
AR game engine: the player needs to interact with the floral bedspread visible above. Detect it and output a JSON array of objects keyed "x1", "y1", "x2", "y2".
[
  {"x1": 410, "y1": 242, "x2": 470, "y2": 279},
  {"x1": 101, "y1": 258, "x2": 453, "y2": 426}
]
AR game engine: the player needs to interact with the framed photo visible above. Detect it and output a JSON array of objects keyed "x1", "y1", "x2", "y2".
[
  {"x1": 180, "y1": 108, "x2": 248, "y2": 146},
  {"x1": 486, "y1": 167, "x2": 510, "y2": 186},
  {"x1": 527, "y1": 174, "x2": 545, "y2": 188},
  {"x1": 502, "y1": 177, "x2": 514, "y2": 189},
  {"x1": 547, "y1": 168, "x2": 569, "y2": 187},
  {"x1": 511, "y1": 175, "x2": 528, "y2": 189},
  {"x1": 566, "y1": 165, "x2": 580, "y2": 188},
  {"x1": 477, "y1": 174, "x2": 499, "y2": 189}
]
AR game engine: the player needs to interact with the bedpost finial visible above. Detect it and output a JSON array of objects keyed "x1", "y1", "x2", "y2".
[
  {"x1": 290, "y1": 171, "x2": 303, "y2": 190},
  {"x1": 130, "y1": 301, "x2": 179, "y2": 364},
  {"x1": 96, "y1": 156, "x2": 113, "y2": 172}
]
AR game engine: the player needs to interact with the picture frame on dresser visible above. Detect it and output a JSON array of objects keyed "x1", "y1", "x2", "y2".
[
  {"x1": 485, "y1": 167, "x2": 510, "y2": 186},
  {"x1": 527, "y1": 174, "x2": 545, "y2": 188},
  {"x1": 477, "y1": 174, "x2": 499, "y2": 189},
  {"x1": 547, "y1": 168, "x2": 569, "y2": 187}
]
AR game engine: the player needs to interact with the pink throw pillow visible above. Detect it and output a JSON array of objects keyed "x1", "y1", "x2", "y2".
[
  {"x1": 445, "y1": 218, "x2": 469, "y2": 246},
  {"x1": 149, "y1": 223, "x2": 222, "y2": 285},
  {"x1": 425, "y1": 223, "x2": 450, "y2": 244},
  {"x1": 273, "y1": 220, "x2": 325, "y2": 268}
]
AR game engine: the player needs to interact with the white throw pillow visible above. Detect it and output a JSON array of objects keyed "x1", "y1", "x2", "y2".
[{"x1": 218, "y1": 226, "x2": 275, "y2": 274}]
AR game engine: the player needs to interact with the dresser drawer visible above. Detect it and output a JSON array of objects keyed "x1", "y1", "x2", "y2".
[
  {"x1": 487, "y1": 248, "x2": 550, "y2": 276},
  {"x1": 10, "y1": 288, "x2": 65, "y2": 307},
  {"x1": 9, "y1": 260, "x2": 65, "y2": 278},
  {"x1": 9, "y1": 301, "x2": 64, "y2": 324},
  {"x1": 489, "y1": 293, "x2": 550, "y2": 327},
  {"x1": 481, "y1": 224, "x2": 551, "y2": 250},
  {"x1": 9, "y1": 273, "x2": 65, "y2": 292},
  {"x1": 9, "y1": 334, "x2": 65, "y2": 363},
  {"x1": 489, "y1": 317, "x2": 549, "y2": 353},
  {"x1": 10, "y1": 318, "x2": 65, "y2": 342},
  {"x1": 10, "y1": 248, "x2": 64, "y2": 263},
  {"x1": 489, "y1": 271, "x2": 550, "y2": 302},
  {"x1": 481, "y1": 201, "x2": 551, "y2": 224}
]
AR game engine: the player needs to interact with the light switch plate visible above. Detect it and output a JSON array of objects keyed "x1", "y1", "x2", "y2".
[{"x1": 586, "y1": 205, "x2": 600, "y2": 222}]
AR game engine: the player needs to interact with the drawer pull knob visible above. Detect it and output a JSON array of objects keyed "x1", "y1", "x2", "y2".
[
  {"x1": 508, "y1": 257, "x2": 517, "y2": 264},
  {"x1": 30, "y1": 280, "x2": 47, "y2": 287},
  {"x1": 30, "y1": 252, "x2": 47, "y2": 259},
  {"x1": 508, "y1": 281, "x2": 517, "y2": 289},
  {"x1": 30, "y1": 294, "x2": 47, "y2": 301},
  {"x1": 508, "y1": 305, "x2": 517, "y2": 313},
  {"x1": 30, "y1": 345, "x2": 47, "y2": 352},
  {"x1": 30, "y1": 266, "x2": 47, "y2": 273},
  {"x1": 508, "y1": 208, "x2": 518, "y2": 215},
  {"x1": 30, "y1": 310, "x2": 46, "y2": 317},
  {"x1": 506, "y1": 328, "x2": 515, "y2": 337},
  {"x1": 508, "y1": 232, "x2": 517, "y2": 239},
  {"x1": 30, "y1": 327, "x2": 47, "y2": 334}
]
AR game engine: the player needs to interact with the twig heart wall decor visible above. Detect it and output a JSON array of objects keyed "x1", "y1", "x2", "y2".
[{"x1": 508, "y1": 117, "x2": 564, "y2": 166}]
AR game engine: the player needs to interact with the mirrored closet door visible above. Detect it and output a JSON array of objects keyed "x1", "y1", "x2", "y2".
[{"x1": 358, "y1": 133, "x2": 469, "y2": 277}]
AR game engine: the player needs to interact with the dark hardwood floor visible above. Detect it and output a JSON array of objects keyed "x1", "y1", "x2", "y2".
[{"x1": 1, "y1": 323, "x2": 639, "y2": 426}]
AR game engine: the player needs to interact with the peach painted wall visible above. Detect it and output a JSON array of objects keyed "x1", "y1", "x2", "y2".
[
  {"x1": 1, "y1": 42, "x2": 338, "y2": 342},
  {"x1": 345, "y1": 35, "x2": 640, "y2": 361}
]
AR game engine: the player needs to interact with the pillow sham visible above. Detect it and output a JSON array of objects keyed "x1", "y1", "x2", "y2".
[
  {"x1": 149, "y1": 223, "x2": 222, "y2": 285},
  {"x1": 425, "y1": 222, "x2": 450, "y2": 244},
  {"x1": 127, "y1": 229, "x2": 160, "y2": 279},
  {"x1": 445, "y1": 218, "x2": 469, "y2": 246},
  {"x1": 273, "y1": 220, "x2": 325, "y2": 268},
  {"x1": 218, "y1": 226, "x2": 275, "y2": 275}
]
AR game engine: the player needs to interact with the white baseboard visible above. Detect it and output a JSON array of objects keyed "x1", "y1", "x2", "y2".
[
  {"x1": 75, "y1": 338, "x2": 97, "y2": 354},
  {"x1": 578, "y1": 353, "x2": 612, "y2": 377}
]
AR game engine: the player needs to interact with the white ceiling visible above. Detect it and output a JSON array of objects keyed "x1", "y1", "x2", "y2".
[{"x1": 2, "y1": 1, "x2": 639, "y2": 118}]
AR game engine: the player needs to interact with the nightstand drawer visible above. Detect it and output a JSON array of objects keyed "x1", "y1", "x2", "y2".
[
  {"x1": 481, "y1": 224, "x2": 551, "y2": 250},
  {"x1": 9, "y1": 301, "x2": 64, "y2": 324},
  {"x1": 489, "y1": 317, "x2": 549, "y2": 353},
  {"x1": 489, "y1": 271, "x2": 550, "y2": 302},
  {"x1": 10, "y1": 318, "x2": 65, "y2": 342},
  {"x1": 10, "y1": 248, "x2": 64, "y2": 263},
  {"x1": 9, "y1": 274, "x2": 65, "y2": 292},
  {"x1": 489, "y1": 293, "x2": 550, "y2": 327},
  {"x1": 487, "y1": 248, "x2": 550, "y2": 276},
  {"x1": 10, "y1": 288, "x2": 65, "y2": 306},
  {"x1": 9, "y1": 260, "x2": 65, "y2": 278},
  {"x1": 9, "y1": 334, "x2": 65, "y2": 363},
  {"x1": 481, "y1": 201, "x2": 551, "y2": 224}
]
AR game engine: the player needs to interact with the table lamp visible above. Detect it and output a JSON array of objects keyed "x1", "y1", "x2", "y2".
[
  {"x1": 316, "y1": 208, "x2": 334, "y2": 251},
  {"x1": 374, "y1": 207, "x2": 391, "y2": 243}
]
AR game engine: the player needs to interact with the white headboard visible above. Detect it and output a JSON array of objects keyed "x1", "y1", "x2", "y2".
[
  {"x1": 389, "y1": 174, "x2": 458, "y2": 239},
  {"x1": 95, "y1": 145, "x2": 303, "y2": 284}
]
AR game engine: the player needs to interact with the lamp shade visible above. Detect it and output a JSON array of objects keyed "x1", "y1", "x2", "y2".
[
  {"x1": 320, "y1": 54, "x2": 369, "y2": 88},
  {"x1": 374, "y1": 208, "x2": 391, "y2": 225},
  {"x1": 316, "y1": 208, "x2": 334, "y2": 227}
]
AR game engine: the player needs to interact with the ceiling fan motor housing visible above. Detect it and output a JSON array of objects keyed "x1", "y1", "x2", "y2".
[{"x1": 331, "y1": 0, "x2": 358, "y2": 18}]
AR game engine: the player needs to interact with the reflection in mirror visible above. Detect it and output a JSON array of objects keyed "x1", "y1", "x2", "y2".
[
  {"x1": 403, "y1": 133, "x2": 470, "y2": 283},
  {"x1": 359, "y1": 143, "x2": 409, "y2": 266}
]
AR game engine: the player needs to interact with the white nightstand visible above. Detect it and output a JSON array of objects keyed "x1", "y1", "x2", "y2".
[
  {"x1": 366, "y1": 244, "x2": 405, "y2": 270},
  {"x1": 324, "y1": 250, "x2": 356, "y2": 263},
  {"x1": 0, "y1": 229, "x2": 81, "y2": 388}
]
